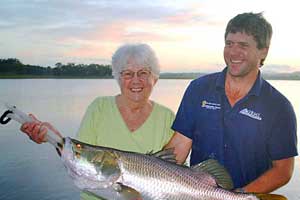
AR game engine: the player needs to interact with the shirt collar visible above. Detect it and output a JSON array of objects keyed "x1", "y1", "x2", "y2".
[
  {"x1": 216, "y1": 67, "x2": 227, "y2": 91},
  {"x1": 248, "y1": 70, "x2": 263, "y2": 97},
  {"x1": 215, "y1": 67, "x2": 263, "y2": 97}
]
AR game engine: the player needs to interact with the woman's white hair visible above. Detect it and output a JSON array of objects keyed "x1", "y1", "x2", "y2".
[{"x1": 111, "y1": 43, "x2": 160, "y2": 81}]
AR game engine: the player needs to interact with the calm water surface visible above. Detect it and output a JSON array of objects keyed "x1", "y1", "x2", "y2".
[{"x1": 0, "y1": 79, "x2": 299, "y2": 199}]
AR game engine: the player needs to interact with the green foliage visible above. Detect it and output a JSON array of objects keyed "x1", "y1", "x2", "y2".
[
  {"x1": 1, "y1": 58, "x2": 299, "y2": 80},
  {"x1": 0, "y1": 58, "x2": 112, "y2": 78}
]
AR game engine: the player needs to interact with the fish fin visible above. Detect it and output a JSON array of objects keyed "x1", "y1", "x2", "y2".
[
  {"x1": 150, "y1": 148, "x2": 177, "y2": 163},
  {"x1": 255, "y1": 193, "x2": 287, "y2": 200},
  {"x1": 191, "y1": 159, "x2": 234, "y2": 190},
  {"x1": 113, "y1": 183, "x2": 143, "y2": 200},
  {"x1": 84, "y1": 184, "x2": 142, "y2": 200},
  {"x1": 82, "y1": 190, "x2": 109, "y2": 200}
]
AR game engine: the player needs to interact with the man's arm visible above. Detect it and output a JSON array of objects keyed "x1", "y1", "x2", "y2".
[
  {"x1": 164, "y1": 131, "x2": 192, "y2": 164},
  {"x1": 243, "y1": 157, "x2": 294, "y2": 193}
]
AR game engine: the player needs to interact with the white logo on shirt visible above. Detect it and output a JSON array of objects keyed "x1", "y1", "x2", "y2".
[
  {"x1": 239, "y1": 108, "x2": 262, "y2": 121},
  {"x1": 201, "y1": 100, "x2": 221, "y2": 110}
]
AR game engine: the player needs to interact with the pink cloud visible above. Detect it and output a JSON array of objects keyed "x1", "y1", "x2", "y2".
[
  {"x1": 166, "y1": 12, "x2": 202, "y2": 24},
  {"x1": 163, "y1": 3, "x2": 224, "y2": 28},
  {"x1": 63, "y1": 19, "x2": 184, "y2": 60},
  {"x1": 89, "y1": 20, "x2": 177, "y2": 42},
  {"x1": 64, "y1": 45, "x2": 110, "y2": 58}
]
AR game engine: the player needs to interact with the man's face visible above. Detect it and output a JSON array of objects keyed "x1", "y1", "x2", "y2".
[{"x1": 224, "y1": 32, "x2": 268, "y2": 78}]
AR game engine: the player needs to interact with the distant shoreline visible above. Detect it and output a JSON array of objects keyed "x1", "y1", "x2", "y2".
[
  {"x1": 1, "y1": 73, "x2": 300, "y2": 80},
  {"x1": 0, "y1": 75, "x2": 113, "y2": 79},
  {"x1": 1, "y1": 58, "x2": 299, "y2": 80}
]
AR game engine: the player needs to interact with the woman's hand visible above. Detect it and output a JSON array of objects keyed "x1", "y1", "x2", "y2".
[{"x1": 20, "y1": 114, "x2": 61, "y2": 144}]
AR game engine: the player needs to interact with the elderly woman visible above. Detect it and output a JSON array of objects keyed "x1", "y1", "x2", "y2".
[
  {"x1": 21, "y1": 43, "x2": 175, "y2": 200},
  {"x1": 76, "y1": 43, "x2": 174, "y2": 153}
]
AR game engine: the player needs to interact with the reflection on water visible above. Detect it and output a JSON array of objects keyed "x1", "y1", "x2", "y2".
[{"x1": 0, "y1": 79, "x2": 299, "y2": 199}]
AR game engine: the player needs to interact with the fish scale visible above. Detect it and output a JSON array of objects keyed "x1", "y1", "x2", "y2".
[{"x1": 104, "y1": 150, "x2": 258, "y2": 200}]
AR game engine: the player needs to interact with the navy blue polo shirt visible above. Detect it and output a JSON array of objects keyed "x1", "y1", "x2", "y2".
[{"x1": 172, "y1": 67, "x2": 298, "y2": 188}]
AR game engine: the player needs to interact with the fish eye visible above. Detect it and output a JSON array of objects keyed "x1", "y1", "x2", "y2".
[{"x1": 76, "y1": 143, "x2": 82, "y2": 150}]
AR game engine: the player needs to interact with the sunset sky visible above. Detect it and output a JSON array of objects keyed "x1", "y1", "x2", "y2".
[{"x1": 1, "y1": 0, "x2": 299, "y2": 73}]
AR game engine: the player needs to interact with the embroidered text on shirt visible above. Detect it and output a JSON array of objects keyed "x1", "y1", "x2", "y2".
[
  {"x1": 239, "y1": 108, "x2": 262, "y2": 121},
  {"x1": 201, "y1": 100, "x2": 221, "y2": 110}
]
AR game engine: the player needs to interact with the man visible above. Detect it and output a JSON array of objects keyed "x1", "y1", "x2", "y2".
[{"x1": 165, "y1": 12, "x2": 297, "y2": 193}]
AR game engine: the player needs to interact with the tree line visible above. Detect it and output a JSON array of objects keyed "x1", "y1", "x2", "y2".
[
  {"x1": 0, "y1": 58, "x2": 112, "y2": 78},
  {"x1": 1, "y1": 58, "x2": 299, "y2": 80}
]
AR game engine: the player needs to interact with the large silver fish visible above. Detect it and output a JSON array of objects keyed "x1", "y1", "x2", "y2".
[{"x1": 59, "y1": 137, "x2": 286, "y2": 200}]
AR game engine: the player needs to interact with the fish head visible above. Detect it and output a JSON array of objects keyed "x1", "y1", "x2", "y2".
[{"x1": 60, "y1": 137, "x2": 121, "y2": 190}]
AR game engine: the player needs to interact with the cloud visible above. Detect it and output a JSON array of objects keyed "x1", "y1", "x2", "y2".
[
  {"x1": 1, "y1": 0, "x2": 299, "y2": 72},
  {"x1": 0, "y1": 0, "x2": 184, "y2": 66},
  {"x1": 0, "y1": 1, "x2": 228, "y2": 69},
  {"x1": 0, "y1": 1, "x2": 176, "y2": 31}
]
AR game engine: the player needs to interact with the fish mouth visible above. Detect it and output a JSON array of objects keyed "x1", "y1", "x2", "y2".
[
  {"x1": 55, "y1": 137, "x2": 66, "y2": 157},
  {"x1": 56, "y1": 137, "x2": 77, "y2": 157}
]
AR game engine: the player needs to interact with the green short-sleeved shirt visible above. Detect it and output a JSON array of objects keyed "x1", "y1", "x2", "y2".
[{"x1": 76, "y1": 96, "x2": 175, "y2": 200}]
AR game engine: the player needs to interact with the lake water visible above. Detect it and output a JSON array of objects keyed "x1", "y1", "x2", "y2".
[{"x1": 0, "y1": 79, "x2": 299, "y2": 200}]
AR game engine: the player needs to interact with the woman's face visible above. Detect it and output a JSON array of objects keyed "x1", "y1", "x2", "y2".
[{"x1": 119, "y1": 64, "x2": 157, "y2": 104}]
